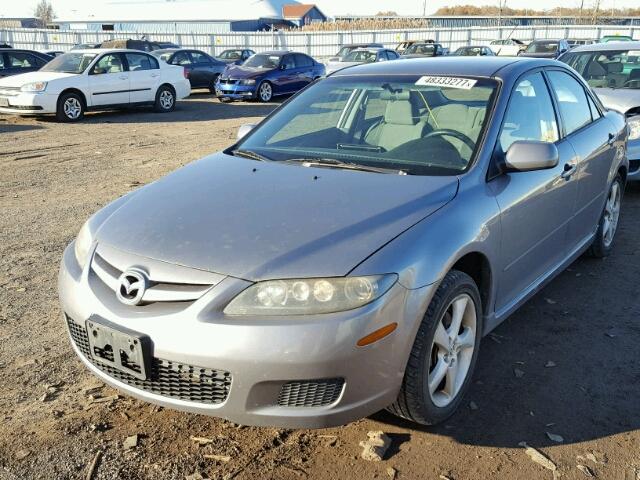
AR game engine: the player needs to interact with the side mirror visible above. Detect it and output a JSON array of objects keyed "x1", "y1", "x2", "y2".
[
  {"x1": 279, "y1": 64, "x2": 286, "y2": 70},
  {"x1": 93, "y1": 67, "x2": 106, "y2": 75},
  {"x1": 504, "y1": 141, "x2": 559, "y2": 173},
  {"x1": 237, "y1": 123, "x2": 256, "y2": 140}
]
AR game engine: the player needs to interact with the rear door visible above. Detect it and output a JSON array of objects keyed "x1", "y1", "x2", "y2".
[
  {"x1": 293, "y1": 53, "x2": 314, "y2": 89},
  {"x1": 125, "y1": 52, "x2": 160, "y2": 103},
  {"x1": 546, "y1": 69, "x2": 616, "y2": 247},
  {"x1": 489, "y1": 70, "x2": 579, "y2": 314},
  {"x1": 188, "y1": 50, "x2": 215, "y2": 88},
  {"x1": 275, "y1": 54, "x2": 297, "y2": 93},
  {"x1": 87, "y1": 53, "x2": 130, "y2": 106}
]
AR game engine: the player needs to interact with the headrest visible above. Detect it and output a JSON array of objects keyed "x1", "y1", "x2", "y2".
[
  {"x1": 587, "y1": 61, "x2": 606, "y2": 77},
  {"x1": 607, "y1": 62, "x2": 623, "y2": 74},
  {"x1": 384, "y1": 100, "x2": 417, "y2": 125}
]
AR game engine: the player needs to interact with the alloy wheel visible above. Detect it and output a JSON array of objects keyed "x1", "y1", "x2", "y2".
[
  {"x1": 603, "y1": 181, "x2": 621, "y2": 248},
  {"x1": 63, "y1": 98, "x2": 82, "y2": 120},
  {"x1": 259, "y1": 83, "x2": 272, "y2": 102},
  {"x1": 159, "y1": 90, "x2": 174, "y2": 110},
  {"x1": 427, "y1": 293, "x2": 477, "y2": 408}
]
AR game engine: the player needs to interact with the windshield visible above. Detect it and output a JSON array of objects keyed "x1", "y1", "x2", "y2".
[
  {"x1": 455, "y1": 47, "x2": 482, "y2": 56},
  {"x1": 235, "y1": 75, "x2": 498, "y2": 176},
  {"x1": 525, "y1": 41, "x2": 558, "y2": 53},
  {"x1": 243, "y1": 54, "x2": 280, "y2": 69},
  {"x1": 404, "y1": 44, "x2": 435, "y2": 55},
  {"x1": 336, "y1": 46, "x2": 356, "y2": 57},
  {"x1": 344, "y1": 50, "x2": 377, "y2": 63},
  {"x1": 219, "y1": 49, "x2": 242, "y2": 59},
  {"x1": 561, "y1": 49, "x2": 640, "y2": 89},
  {"x1": 40, "y1": 52, "x2": 97, "y2": 74}
]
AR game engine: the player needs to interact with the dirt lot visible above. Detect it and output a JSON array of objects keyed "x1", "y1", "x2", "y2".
[{"x1": 1, "y1": 95, "x2": 639, "y2": 480}]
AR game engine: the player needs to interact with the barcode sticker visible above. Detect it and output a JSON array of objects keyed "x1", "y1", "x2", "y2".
[{"x1": 415, "y1": 76, "x2": 478, "y2": 89}]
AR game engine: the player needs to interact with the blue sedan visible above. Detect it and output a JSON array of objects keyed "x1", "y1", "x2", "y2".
[{"x1": 215, "y1": 50, "x2": 325, "y2": 102}]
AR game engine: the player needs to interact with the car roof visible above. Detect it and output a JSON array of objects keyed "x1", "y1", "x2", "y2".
[
  {"x1": 259, "y1": 50, "x2": 293, "y2": 56},
  {"x1": 331, "y1": 56, "x2": 559, "y2": 79},
  {"x1": 570, "y1": 40, "x2": 640, "y2": 52},
  {"x1": 350, "y1": 47, "x2": 385, "y2": 52},
  {"x1": 67, "y1": 48, "x2": 155, "y2": 54}
]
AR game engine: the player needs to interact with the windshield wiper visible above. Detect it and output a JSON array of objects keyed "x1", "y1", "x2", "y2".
[
  {"x1": 285, "y1": 157, "x2": 408, "y2": 175},
  {"x1": 231, "y1": 149, "x2": 271, "y2": 162}
]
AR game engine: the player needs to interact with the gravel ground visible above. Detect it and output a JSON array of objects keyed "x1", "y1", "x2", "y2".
[{"x1": 1, "y1": 95, "x2": 639, "y2": 480}]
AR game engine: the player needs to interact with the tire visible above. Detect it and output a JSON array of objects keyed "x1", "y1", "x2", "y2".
[
  {"x1": 588, "y1": 174, "x2": 623, "y2": 258},
  {"x1": 208, "y1": 74, "x2": 220, "y2": 94},
  {"x1": 154, "y1": 85, "x2": 176, "y2": 113},
  {"x1": 56, "y1": 92, "x2": 84, "y2": 122},
  {"x1": 387, "y1": 270, "x2": 483, "y2": 425},
  {"x1": 257, "y1": 81, "x2": 273, "y2": 102}
]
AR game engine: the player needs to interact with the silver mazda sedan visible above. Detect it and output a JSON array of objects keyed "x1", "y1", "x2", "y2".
[{"x1": 59, "y1": 57, "x2": 628, "y2": 428}]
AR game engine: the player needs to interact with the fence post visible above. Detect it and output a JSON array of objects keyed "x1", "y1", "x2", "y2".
[
  {"x1": 467, "y1": 28, "x2": 472, "y2": 46},
  {"x1": 209, "y1": 34, "x2": 215, "y2": 55},
  {"x1": 306, "y1": 33, "x2": 311, "y2": 55}
]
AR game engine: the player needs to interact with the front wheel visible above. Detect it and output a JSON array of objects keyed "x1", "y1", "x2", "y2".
[
  {"x1": 387, "y1": 270, "x2": 482, "y2": 425},
  {"x1": 56, "y1": 92, "x2": 84, "y2": 122},
  {"x1": 257, "y1": 81, "x2": 273, "y2": 102},
  {"x1": 588, "y1": 174, "x2": 623, "y2": 258},
  {"x1": 154, "y1": 85, "x2": 176, "y2": 113},
  {"x1": 208, "y1": 74, "x2": 220, "y2": 94}
]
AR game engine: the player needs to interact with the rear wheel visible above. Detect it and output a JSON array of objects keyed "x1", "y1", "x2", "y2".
[
  {"x1": 257, "y1": 81, "x2": 273, "y2": 102},
  {"x1": 56, "y1": 92, "x2": 84, "y2": 122},
  {"x1": 588, "y1": 174, "x2": 623, "y2": 258},
  {"x1": 387, "y1": 270, "x2": 482, "y2": 425},
  {"x1": 154, "y1": 85, "x2": 175, "y2": 113}
]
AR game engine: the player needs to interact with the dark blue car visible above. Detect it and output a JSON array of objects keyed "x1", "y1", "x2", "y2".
[{"x1": 215, "y1": 50, "x2": 325, "y2": 102}]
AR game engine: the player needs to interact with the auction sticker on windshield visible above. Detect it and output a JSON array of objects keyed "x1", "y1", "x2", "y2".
[{"x1": 415, "y1": 76, "x2": 478, "y2": 89}]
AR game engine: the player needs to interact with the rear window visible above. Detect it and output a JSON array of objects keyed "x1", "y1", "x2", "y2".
[{"x1": 561, "y1": 49, "x2": 640, "y2": 89}]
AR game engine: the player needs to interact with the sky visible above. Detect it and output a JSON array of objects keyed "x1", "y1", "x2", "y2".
[{"x1": 2, "y1": 0, "x2": 638, "y2": 18}]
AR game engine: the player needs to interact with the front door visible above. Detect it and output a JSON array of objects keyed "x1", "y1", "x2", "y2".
[
  {"x1": 88, "y1": 53, "x2": 129, "y2": 106},
  {"x1": 124, "y1": 52, "x2": 159, "y2": 103},
  {"x1": 489, "y1": 71, "x2": 579, "y2": 314}
]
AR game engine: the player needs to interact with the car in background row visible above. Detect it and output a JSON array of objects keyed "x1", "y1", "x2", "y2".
[
  {"x1": 215, "y1": 50, "x2": 324, "y2": 102},
  {"x1": 560, "y1": 41, "x2": 640, "y2": 180},
  {"x1": 215, "y1": 49, "x2": 255, "y2": 65},
  {"x1": 72, "y1": 43, "x2": 102, "y2": 50},
  {"x1": 452, "y1": 46, "x2": 495, "y2": 56},
  {"x1": 0, "y1": 49, "x2": 190, "y2": 121},
  {"x1": 329, "y1": 43, "x2": 384, "y2": 62},
  {"x1": 401, "y1": 42, "x2": 449, "y2": 58},
  {"x1": 0, "y1": 49, "x2": 52, "y2": 78},
  {"x1": 519, "y1": 39, "x2": 570, "y2": 59},
  {"x1": 600, "y1": 35, "x2": 634, "y2": 43},
  {"x1": 153, "y1": 48, "x2": 226, "y2": 92},
  {"x1": 325, "y1": 48, "x2": 399, "y2": 75},
  {"x1": 45, "y1": 50, "x2": 65, "y2": 57},
  {"x1": 0, "y1": 43, "x2": 12, "y2": 48},
  {"x1": 101, "y1": 39, "x2": 166, "y2": 52},
  {"x1": 155, "y1": 41, "x2": 181, "y2": 49},
  {"x1": 568, "y1": 39, "x2": 596, "y2": 48},
  {"x1": 59, "y1": 56, "x2": 628, "y2": 429},
  {"x1": 394, "y1": 39, "x2": 434, "y2": 54},
  {"x1": 489, "y1": 39, "x2": 527, "y2": 56}
]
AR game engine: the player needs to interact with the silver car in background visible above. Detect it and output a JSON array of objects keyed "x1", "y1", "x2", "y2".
[
  {"x1": 59, "y1": 57, "x2": 628, "y2": 429},
  {"x1": 560, "y1": 41, "x2": 640, "y2": 180},
  {"x1": 325, "y1": 47, "x2": 400, "y2": 75}
]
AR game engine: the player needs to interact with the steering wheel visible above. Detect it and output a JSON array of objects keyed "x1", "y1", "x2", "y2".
[
  {"x1": 623, "y1": 79, "x2": 640, "y2": 88},
  {"x1": 423, "y1": 129, "x2": 476, "y2": 151}
]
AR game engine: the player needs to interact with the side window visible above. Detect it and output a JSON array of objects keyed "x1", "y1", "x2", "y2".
[
  {"x1": 547, "y1": 70, "x2": 593, "y2": 136},
  {"x1": 92, "y1": 54, "x2": 124, "y2": 74},
  {"x1": 172, "y1": 51, "x2": 192, "y2": 66},
  {"x1": 586, "y1": 93, "x2": 601, "y2": 121},
  {"x1": 190, "y1": 51, "x2": 211, "y2": 64},
  {"x1": 125, "y1": 53, "x2": 157, "y2": 71},
  {"x1": 294, "y1": 54, "x2": 312, "y2": 68},
  {"x1": 7, "y1": 53, "x2": 36, "y2": 68},
  {"x1": 499, "y1": 72, "x2": 559, "y2": 153},
  {"x1": 282, "y1": 55, "x2": 296, "y2": 70}
]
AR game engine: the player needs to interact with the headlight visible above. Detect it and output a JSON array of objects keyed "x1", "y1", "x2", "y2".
[
  {"x1": 224, "y1": 274, "x2": 397, "y2": 315},
  {"x1": 20, "y1": 81, "x2": 47, "y2": 92},
  {"x1": 74, "y1": 220, "x2": 93, "y2": 269},
  {"x1": 239, "y1": 79, "x2": 256, "y2": 86},
  {"x1": 628, "y1": 115, "x2": 640, "y2": 140}
]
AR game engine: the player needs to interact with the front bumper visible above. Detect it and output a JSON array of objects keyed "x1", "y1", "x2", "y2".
[
  {"x1": 58, "y1": 243, "x2": 433, "y2": 428},
  {"x1": 0, "y1": 91, "x2": 57, "y2": 115},
  {"x1": 215, "y1": 81, "x2": 257, "y2": 100}
]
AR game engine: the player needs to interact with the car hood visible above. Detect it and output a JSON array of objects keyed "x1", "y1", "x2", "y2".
[
  {"x1": 0, "y1": 71, "x2": 77, "y2": 86},
  {"x1": 594, "y1": 88, "x2": 640, "y2": 114},
  {"x1": 519, "y1": 52, "x2": 556, "y2": 58},
  {"x1": 222, "y1": 64, "x2": 272, "y2": 79},
  {"x1": 95, "y1": 153, "x2": 459, "y2": 281}
]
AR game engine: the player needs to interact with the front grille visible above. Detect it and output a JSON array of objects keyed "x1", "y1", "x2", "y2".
[
  {"x1": 219, "y1": 79, "x2": 238, "y2": 85},
  {"x1": 278, "y1": 378, "x2": 344, "y2": 407},
  {"x1": 67, "y1": 317, "x2": 231, "y2": 405}
]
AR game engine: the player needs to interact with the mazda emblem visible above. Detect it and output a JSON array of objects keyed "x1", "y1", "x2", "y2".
[{"x1": 116, "y1": 269, "x2": 148, "y2": 306}]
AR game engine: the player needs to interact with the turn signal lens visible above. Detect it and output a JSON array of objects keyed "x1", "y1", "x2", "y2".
[{"x1": 357, "y1": 323, "x2": 398, "y2": 347}]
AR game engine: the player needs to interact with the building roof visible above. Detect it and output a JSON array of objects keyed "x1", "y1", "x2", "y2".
[
  {"x1": 282, "y1": 4, "x2": 323, "y2": 19},
  {"x1": 55, "y1": 0, "x2": 300, "y2": 23}
]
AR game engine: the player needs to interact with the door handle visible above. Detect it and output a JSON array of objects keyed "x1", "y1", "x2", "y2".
[
  {"x1": 607, "y1": 133, "x2": 615, "y2": 146},
  {"x1": 151, "y1": 72, "x2": 160, "y2": 77},
  {"x1": 561, "y1": 163, "x2": 577, "y2": 179},
  {"x1": 119, "y1": 75, "x2": 128, "y2": 80}
]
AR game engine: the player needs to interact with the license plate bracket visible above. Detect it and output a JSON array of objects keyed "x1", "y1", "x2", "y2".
[
  {"x1": 0, "y1": 97, "x2": 9, "y2": 107},
  {"x1": 85, "y1": 316, "x2": 152, "y2": 380}
]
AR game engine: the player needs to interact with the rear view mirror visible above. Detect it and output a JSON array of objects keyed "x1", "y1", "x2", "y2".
[
  {"x1": 237, "y1": 123, "x2": 256, "y2": 140},
  {"x1": 504, "y1": 141, "x2": 559, "y2": 172}
]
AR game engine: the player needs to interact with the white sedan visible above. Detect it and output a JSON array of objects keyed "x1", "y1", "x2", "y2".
[{"x1": 0, "y1": 48, "x2": 191, "y2": 121}]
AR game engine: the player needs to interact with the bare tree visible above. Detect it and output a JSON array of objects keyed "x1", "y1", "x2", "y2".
[{"x1": 34, "y1": 0, "x2": 55, "y2": 27}]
